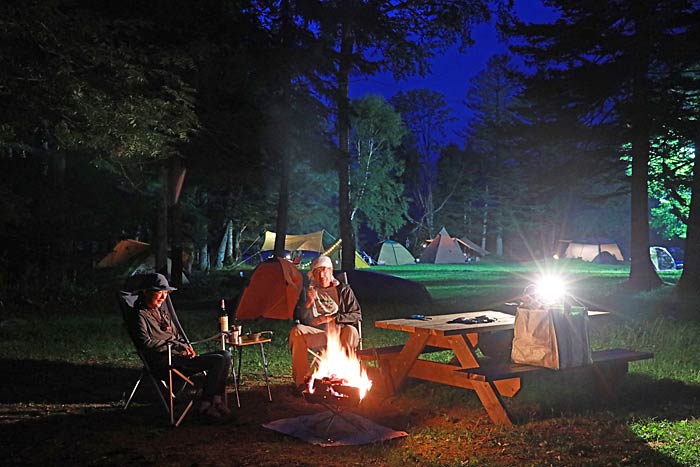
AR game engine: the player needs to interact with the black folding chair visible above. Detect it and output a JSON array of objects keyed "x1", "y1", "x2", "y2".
[{"x1": 119, "y1": 275, "x2": 223, "y2": 427}]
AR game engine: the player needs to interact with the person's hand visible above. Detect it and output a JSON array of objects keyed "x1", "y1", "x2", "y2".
[
  {"x1": 183, "y1": 345, "x2": 197, "y2": 359},
  {"x1": 311, "y1": 314, "x2": 335, "y2": 327},
  {"x1": 305, "y1": 286, "x2": 317, "y2": 308}
]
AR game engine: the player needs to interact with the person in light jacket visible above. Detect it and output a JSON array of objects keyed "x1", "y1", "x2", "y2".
[{"x1": 288, "y1": 255, "x2": 361, "y2": 389}]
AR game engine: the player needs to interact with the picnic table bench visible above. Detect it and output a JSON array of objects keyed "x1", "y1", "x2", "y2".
[{"x1": 359, "y1": 311, "x2": 654, "y2": 426}]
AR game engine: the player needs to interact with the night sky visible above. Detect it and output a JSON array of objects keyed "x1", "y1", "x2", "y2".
[{"x1": 350, "y1": 0, "x2": 558, "y2": 145}]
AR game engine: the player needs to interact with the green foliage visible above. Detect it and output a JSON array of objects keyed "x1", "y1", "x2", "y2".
[
  {"x1": 647, "y1": 136, "x2": 694, "y2": 240},
  {"x1": 0, "y1": 1, "x2": 199, "y2": 163},
  {"x1": 350, "y1": 95, "x2": 408, "y2": 238},
  {"x1": 287, "y1": 160, "x2": 339, "y2": 234}
]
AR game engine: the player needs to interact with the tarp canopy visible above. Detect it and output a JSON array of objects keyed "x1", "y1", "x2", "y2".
[
  {"x1": 377, "y1": 240, "x2": 415, "y2": 265},
  {"x1": 261, "y1": 230, "x2": 325, "y2": 253},
  {"x1": 235, "y1": 257, "x2": 303, "y2": 320},
  {"x1": 261, "y1": 230, "x2": 369, "y2": 269},
  {"x1": 562, "y1": 239, "x2": 623, "y2": 263},
  {"x1": 419, "y1": 227, "x2": 466, "y2": 264},
  {"x1": 456, "y1": 237, "x2": 489, "y2": 257}
]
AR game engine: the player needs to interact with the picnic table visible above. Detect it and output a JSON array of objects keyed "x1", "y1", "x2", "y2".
[{"x1": 359, "y1": 310, "x2": 652, "y2": 426}]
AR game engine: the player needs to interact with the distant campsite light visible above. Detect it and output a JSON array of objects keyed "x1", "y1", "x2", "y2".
[{"x1": 553, "y1": 254, "x2": 560, "y2": 260}]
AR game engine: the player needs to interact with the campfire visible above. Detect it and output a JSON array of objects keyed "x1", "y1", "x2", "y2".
[{"x1": 303, "y1": 325, "x2": 372, "y2": 406}]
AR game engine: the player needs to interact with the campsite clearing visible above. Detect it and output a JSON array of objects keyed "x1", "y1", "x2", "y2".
[{"x1": 0, "y1": 261, "x2": 698, "y2": 467}]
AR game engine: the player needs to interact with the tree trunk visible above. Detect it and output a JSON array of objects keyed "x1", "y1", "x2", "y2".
[
  {"x1": 47, "y1": 147, "x2": 67, "y2": 285},
  {"x1": 234, "y1": 224, "x2": 246, "y2": 262},
  {"x1": 481, "y1": 201, "x2": 488, "y2": 252},
  {"x1": 194, "y1": 191, "x2": 209, "y2": 272},
  {"x1": 214, "y1": 219, "x2": 230, "y2": 270},
  {"x1": 274, "y1": 149, "x2": 290, "y2": 258},
  {"x1": 337, "y1": 22, "x2": 355, "y2": 271},
  {"x1": 225, "y1": 219, "x2": 234, "y2": 265},
  {"x1": 169, "y1": 156, "x2": 185, "y2": 287},
  {"x1": 625, "y1": 49, "x2": 661, "y2": 290},
  {"x1": 155, "y1": 165, "x2": 169, "y2": 276},
  {"x1": 676, "y1": 134, "x2": 700, "y2": 300},
  {"x1": 199, "y1": 240, "x2": 210, "y2": 272}
]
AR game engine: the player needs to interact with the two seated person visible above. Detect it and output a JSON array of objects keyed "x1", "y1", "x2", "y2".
[{"x1": 129, "y1": 255, "x2": 362, "y2": 418}]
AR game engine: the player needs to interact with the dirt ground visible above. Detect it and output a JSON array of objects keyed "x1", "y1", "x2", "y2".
[{"x1": 1, "y1": 359, "x2": 695, "y2": 467}]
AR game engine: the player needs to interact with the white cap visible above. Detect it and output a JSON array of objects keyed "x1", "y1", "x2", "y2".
[{"x1": 310, "y1": 255, "x2": 333, "y2": 270}]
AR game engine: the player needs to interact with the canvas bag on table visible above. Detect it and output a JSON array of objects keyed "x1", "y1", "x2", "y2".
[{"x1": 511, "y1": 306, "x2": 593, "y2": 370}]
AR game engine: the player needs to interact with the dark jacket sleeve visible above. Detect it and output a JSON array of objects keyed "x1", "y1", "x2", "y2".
[
  {"x1": 134, "y1": 308, "x2": 187, "y2": 354},
  {"x1": 335, "y1": 283, "x2": 362, "y2": 324},
  {"x1": 293, "y1": 287, "x2": 315, "y2": 326}
]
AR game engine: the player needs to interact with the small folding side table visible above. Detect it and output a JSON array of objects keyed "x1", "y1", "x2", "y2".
[{"x1": 223, "y1": 333, "x2": 273, "y2": 407}]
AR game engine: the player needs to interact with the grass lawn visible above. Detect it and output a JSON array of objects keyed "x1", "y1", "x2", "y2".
[{"x1": 0, "y1": 259, "x2": 698, "y2": 466}]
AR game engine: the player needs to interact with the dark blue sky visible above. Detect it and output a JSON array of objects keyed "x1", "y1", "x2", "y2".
[{"x1": 349, "y1": 1, "x2": 557, "y2": 145}]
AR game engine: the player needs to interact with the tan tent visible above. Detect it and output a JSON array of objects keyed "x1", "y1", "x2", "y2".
[
  {"x1": 419, "y1": 227, "x2": 467, "y2": 264},
  {"x1": 562, "y1": 239, "x2": 623, "y2": 262},
  {"x1": 261, "y1": 230, "x2": 369, "y2": 269},
  {"x1": 377, "y1": 240, "x2": 415, "y2": 265}
]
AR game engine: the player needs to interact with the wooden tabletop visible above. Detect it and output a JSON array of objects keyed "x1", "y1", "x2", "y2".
[
  {"x1": 375, "y1": 310, "x2": 516, "y2": 336},
  {"x1": 375, "y1": 309, "x2": 610, "y2": 337}
]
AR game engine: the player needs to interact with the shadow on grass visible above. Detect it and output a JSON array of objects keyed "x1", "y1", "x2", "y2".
[
  {"x1": 0, "y1": 359, "x2": 139, "y2": 404},
  {"x1": 0, "y1": 358, "x2": 692, "y2": 467},
  {"x1": 499, "y1": 369, "x2": 700, "y2": 429}
]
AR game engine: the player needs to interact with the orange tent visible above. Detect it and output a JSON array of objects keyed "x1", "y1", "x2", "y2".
[
  {"x1": 235, "y1": 257, "x2": 303, "y2": 320},
  {"x1": 97, "y1": 239, "x2": 150, "y2": 268}
]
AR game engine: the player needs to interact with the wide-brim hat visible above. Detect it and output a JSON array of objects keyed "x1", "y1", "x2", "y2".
[{"x1": 140, "y1": 273, "x2": 177, "y2": 292}]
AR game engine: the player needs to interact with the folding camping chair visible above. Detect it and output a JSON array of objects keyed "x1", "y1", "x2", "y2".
[{"x1": 119, "y1": 275, "x2": 223, "y2": 427}]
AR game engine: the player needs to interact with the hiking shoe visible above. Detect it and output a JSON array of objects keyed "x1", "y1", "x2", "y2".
[{"x1": 214, "y1": 402, "x2": 232, "y2": 417}]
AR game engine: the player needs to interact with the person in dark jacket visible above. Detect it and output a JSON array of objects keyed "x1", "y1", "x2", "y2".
[
  {"x1": 133, "y1": 273, "x2": 232, "y2": 419},
  {"x1": 289, "y1": 255, "x2": 362, "y2": 388}
]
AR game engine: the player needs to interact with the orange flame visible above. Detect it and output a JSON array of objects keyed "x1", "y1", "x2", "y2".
[{"x1": 307, "y1": 324, "x2": 372, "y2": 399}]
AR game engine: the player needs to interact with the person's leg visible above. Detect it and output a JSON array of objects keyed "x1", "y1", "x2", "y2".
[
  {"x1": 289, "y1": 324, "x2": 326, "y2": 386},
  {"x1": 174, "y1": 351, "x2": 231, "y2": 400},
  {"x1": 339, "y1": 324, "x2": 359, "y2": 351}
]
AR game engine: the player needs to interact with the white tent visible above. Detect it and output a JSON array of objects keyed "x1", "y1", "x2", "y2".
[
  {"x1": 377, "y1": 240, "x2": 415, "y2": 265},
  {"x1": 561, "y1": 239, "x2": 623, "y2": 263}
]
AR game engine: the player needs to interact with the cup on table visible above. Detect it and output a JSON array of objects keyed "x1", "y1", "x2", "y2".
[{"x1": 230, "y1": 324, "x2": 242, "y2": 344}]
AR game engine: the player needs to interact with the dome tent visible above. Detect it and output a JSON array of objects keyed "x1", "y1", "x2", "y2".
[{"x1": 377, "y1": 240, "x2": 415, "y2": 265}]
